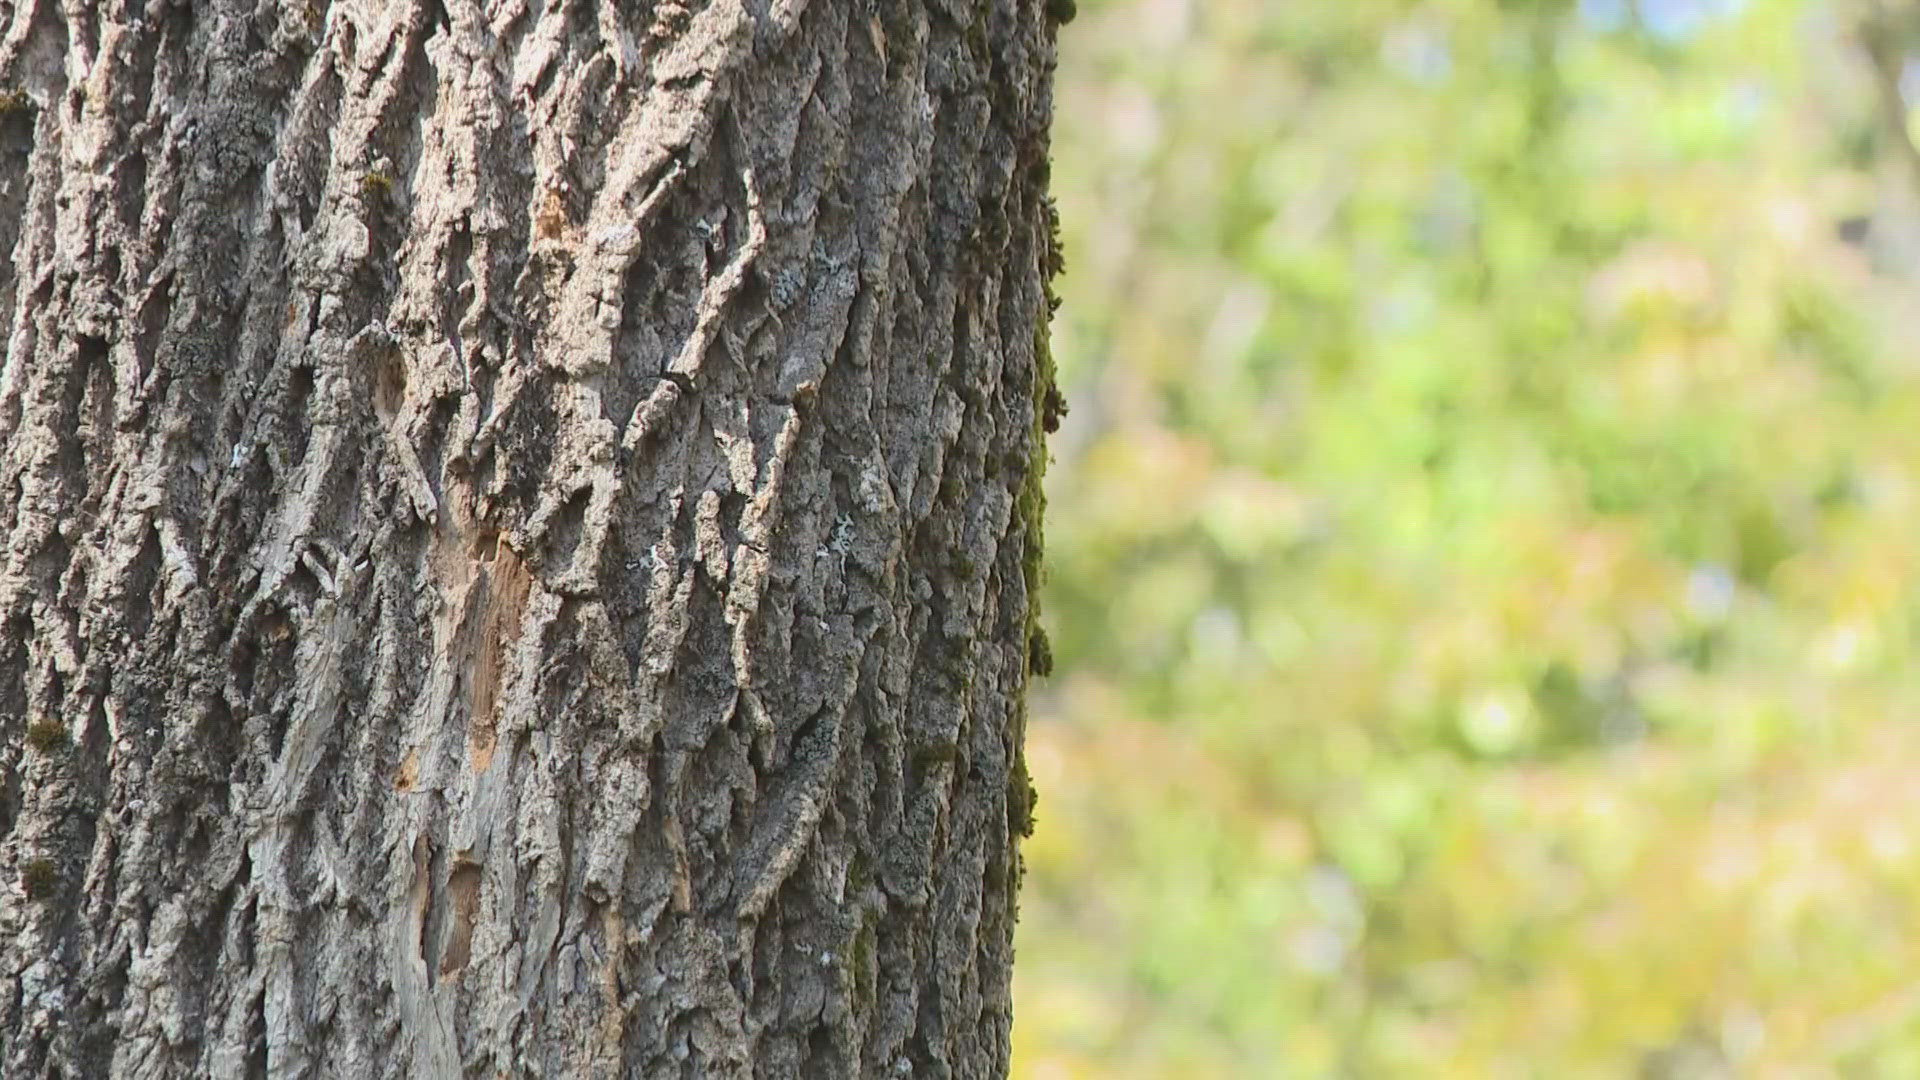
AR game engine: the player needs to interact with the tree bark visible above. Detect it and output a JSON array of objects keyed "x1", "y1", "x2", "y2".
[{"x1": 0, "y1": 0, "x2": 1061, "y2": 1075}]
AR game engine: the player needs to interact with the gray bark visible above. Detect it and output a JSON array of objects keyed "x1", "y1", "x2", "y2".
[{"x1": 0, "y1": 0, "x2": 1062, "y2": 1075}]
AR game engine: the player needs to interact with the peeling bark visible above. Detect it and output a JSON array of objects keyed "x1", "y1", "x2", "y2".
[{"x1": 0, "y1": 0, "x2": 1060, "y2": 1075}]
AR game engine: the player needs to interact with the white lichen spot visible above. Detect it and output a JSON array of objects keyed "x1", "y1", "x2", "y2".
[
  {"x1": 857, "y1": 458, "x2": 891, "y2": 514},
  {"x1": 592, "y1": 222, "x2": 639, "y2": 253},
  {"x1": 338, "y1": 216, "x2": 371, "y2": 262}
]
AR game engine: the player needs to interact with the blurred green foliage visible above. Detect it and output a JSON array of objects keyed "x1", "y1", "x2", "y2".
[{"x1": 1016, "y1": 0, "x2": 1920, "y2": 1075}]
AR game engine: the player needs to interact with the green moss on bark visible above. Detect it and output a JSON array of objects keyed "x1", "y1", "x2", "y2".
[
  {"x1": 21, "y1": 858, "x2": 57, "y2": 902},
  {"x1": 24, "y1": 718, "x2": 68, "y2": 754}
]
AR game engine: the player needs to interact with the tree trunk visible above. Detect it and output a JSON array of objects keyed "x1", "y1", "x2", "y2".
[{"x1": 0, "y1": 0, "x2": 1061, "y2": 1075}]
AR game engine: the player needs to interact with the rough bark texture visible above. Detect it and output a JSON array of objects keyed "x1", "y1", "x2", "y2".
[{"x1": 0, "y1": 0, "x2": 1062, "y2": 1075}]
